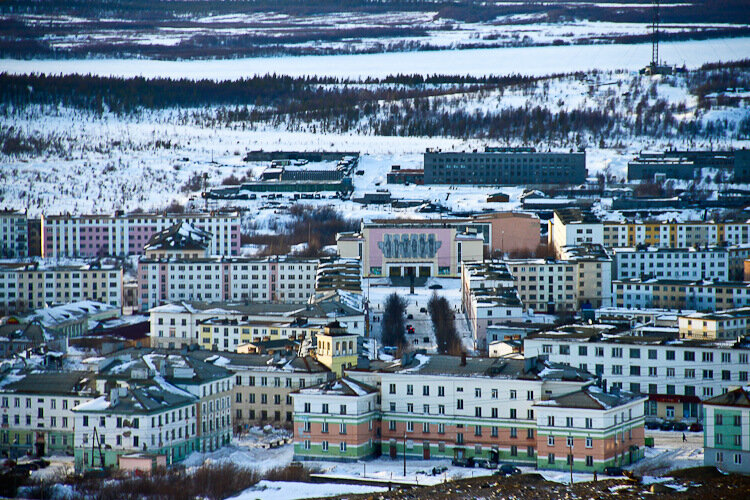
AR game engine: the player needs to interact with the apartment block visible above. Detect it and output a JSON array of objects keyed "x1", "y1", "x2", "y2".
[
  {"x1": 148, "y1": 300, "x2": 364, "y2": 350},
  {"x1": 0, "y1": 209, "x2": 29, "y2": 258},
  {"x1": 611, "y1": 246, "x2": 729, "y2": 281},
  {"x1": 504, "y1": 244, "x2": 612, "y2": 314},
  {"x1": 0, "y1": 373, "x2": 96, "y2": 458},
  {"x1": 339, "y1": 354, "x2": 642, "y2": 472},
  {"x1": 613, "y1": 278, "x2": 750, "y2": 311},
  {"x1": 96, "y1": 352, "x2": 234, "y2": 456},
  {"x1": 460, "y1": 261, "x2": 523, "y2": 350},
  {"x1": 524, "y1": 331, "x2": 750, "y2": 402},
  {"x1": 678, "y1": 307, "x2": 750, "y2": 340},
  {"x1": 534, "y1": 388, "x2": 646, "y2": 471},
  {"x1": 137, "y1": 256, "x2": 318, "y2": 311},
  {"x1": 198, "y1": 351, "x2": 333, "y2": 429},
  {"x1": 0, "y1": 261, "x2": 123, "y2": 314},
  {"x1": 41, "y1": 211, "x2": 240, "y2": 258},
  {"x1": 703, "y1": 387, "x2": 750, "y2": 474},
  {"x1": 423, "y1": 147, "x2": 586, "y2": 185},
  {"x1": 73, "y1": 385, "x2": 196, "y2": 472},
  {"x1": 293, "y1": 377, "x2": 380, "y2": 462},
  {"x1": 550, "y1": 209, "x2": 603, "y2": 252}
]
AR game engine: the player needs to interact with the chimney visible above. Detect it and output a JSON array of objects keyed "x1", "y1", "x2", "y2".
[{"x1": 460, "y1": 352, "x2": 467, "y2": 366}]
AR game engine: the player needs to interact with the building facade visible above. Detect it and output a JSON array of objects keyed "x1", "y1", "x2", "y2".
[
  {"x1": 0, "y1": 209, "x2": 29, "y2": 258},
  {"x1": 148, "y1": 300, "x2": 364, "y2": 350},
  {"x1": 613, "y1": 279, "x2": 750, "y2": 312},
  {"x1": 703, "y1": 387, "x2": 750, "y2": 474},
  {"x1": 678, "y1": 308, "x2": 750, "y2": 340},
  {"x1": 137, "y1": 256, "x2": 319, "y2": 311},
  {"x1": 42, "y1": 211, "x2": 240, "y2": 258},
  {"x1": 0, "y1": 261, "x2": 123, "y2": 314},
  {"x1": 0, "y1": 373, "x2": 96, "y2": 458},
  {"x1": 292, "y1": 377, "x2": 380, "y2": 462},
  {"x1": 423, "y1": 148, "x2": 586, "y2": 185},
  {"x1": 337, "y1": 222, "x2": 483, "y2": 278},
  {"x1": 524, "y1": 332, "x2": 750, "y2": 403},
  {"x1": 612, "y1": 246, "x2": 729, "y2": 281}
]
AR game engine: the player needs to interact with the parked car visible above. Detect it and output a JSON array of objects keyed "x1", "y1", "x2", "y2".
[
  {"x1": 431, "y1": 465, "x2": 448, "y2": 475},
  {"x1": 659, "y1": 421, "x2": 675, "y2": 431},
  {"x1": 689, "y1": 422, "x2": 704, "y2": 432},
  {"x1": 645, "y1": 421, "x2": 660, "y2": 430},
  {"x1": 603, "y1": 466, "x2": 624, "y2": 476},
  {"x1": 474, "y1": 459, "x2": 497, "y2": 469},
  {"x1": 673, "y1": 422, "x2": 688, "y2": 431},
  {"x1": 407, "y1": 314, "x2": 414, "y2": 319},
  {"x1": 419, "y1": 307, "x2": 427, "y2": 313},
  {"x1": 494, "y1": 464, "x2": 521, "y2": 476},
  {"x1": 451, "y1": 457, "x2": 475, "y2": 468},
  {"x1": 428, "y1": 284, "x2": 443, "y2": 289}
]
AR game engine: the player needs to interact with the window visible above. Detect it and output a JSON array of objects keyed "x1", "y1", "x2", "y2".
[
  {"x1": 322, "y1": 441, "x2": 328, "y2": 452},
  {"x1": 566, "y1": 417, "x2": 573, "y2": 427},
  {"x1": 510, "y1": 408, "x2": 517, "y2": 419},
  {"x1": 457, "y1": 399, "x2": 463, "y2": 410},
  {"x1": 340, "y1": 423, "x2": 347, "y2": 435},
  {"x1": 548, "y1": 453, "x2": 555, "y2": 464},
  {"x1": 438, "y1": 386, "x2": 445, "y2": 397},
  {"x1": 322, "y1": 422, "x2": 329, "y2": 434},
  {"x1": 585, "y1": 418, "x2": 592, "y2": 429},
  {"x1": 527, "y1": 391, "x2": 534, "y2": 400},
  {"x1": 548, "y1": 436, "x2": 555, "y2": 446},
  {"x1": 389, "y1": 383, "x2": 396, "y2": 394},
  {"x1": 406, "y1": 384, "x2": 413, "y2": 396},
  {"x1": 423, "y1": 386, "x2": 430, "y2": 396},
  {"x1": 585, "y1": 437, "x2": 592, "y2": 448},
  {"x1": 510, "y1": 390, "x2": 517, "y2": 400},
  {"x1": 586, "y1": 455, "x2": 593, "y2": 467},
  {"x1": 548, "y1": 416, "x2": 555, "y2": 426},
  {"x1": 423, "y1": 422, "x2": 430, "y2": 434},
  {"x1": 407, "y1": 421, "x2": 414, "y2": 432}
]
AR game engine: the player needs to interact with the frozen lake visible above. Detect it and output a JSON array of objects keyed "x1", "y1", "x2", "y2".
[{"x1": 2, "y1": 37, "x2": 749, "y2": 79}]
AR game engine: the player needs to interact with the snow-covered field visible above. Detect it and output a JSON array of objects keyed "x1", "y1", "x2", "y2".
[
  {"x1": 4, "y1": 37, "x2": 750, "y2": 79},
  {"x1": 3, "y1": 65, "x2": 748, "y2": 225},
  {"x1": 229, "y1": 480, "x2": 387, "y2": 500}
]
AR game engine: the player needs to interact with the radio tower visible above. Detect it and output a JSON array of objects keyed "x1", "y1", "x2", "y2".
[{"x1": 641, "y1": 0, "x2": 672, "y2": 75}]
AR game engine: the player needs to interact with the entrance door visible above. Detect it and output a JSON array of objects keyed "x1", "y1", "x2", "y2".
[
  {"x1": 390, "y1": 444, "x2": 397, "y2": 459},
  {"x1": 423, "y1": 443, "x2": 430, "y2": 460}
]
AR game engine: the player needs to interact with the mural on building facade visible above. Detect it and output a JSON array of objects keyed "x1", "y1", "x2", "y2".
[{"x1": 377, "y1": 233, "x2": 442, "y2": 259}]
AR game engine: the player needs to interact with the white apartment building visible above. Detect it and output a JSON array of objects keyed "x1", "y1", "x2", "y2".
[
  {"x1": 524, "y1": 332, "x2": 750, "y2": 401},
  {"x1": 137, "y1": 256, "x2": 318, "y2": 311},
  {"x1": 613, "y1": 278, "x2": 750, "y2": 311},
  {"x1": 550, "y1": 209, "x2": 603, "y2": 252},
  {"x1": 461, "y1": 261, "x2": 523, "y2": 350},
  {"x1": 612, "y1": 246, "x2": 729, "y2": 281},
  {"x1": 148, "y1": 300, "x2": 365, "y2": 350},
  {"x1": 678, "y1": 307, "x2": 750, "y2": 340},
  {"x1": 0, "y1": 372, "x2": 96, "y2": 458},
  {"x1": 0, "y1": 261, "x2": 123, "y2": 314},
  {"x1": 97, "y1": 352, "x2": 234, "y2": 455},
  {"x1": 42, "y1": 211, "x2": 241, "y2": 258},
  {"x1": 73, "y1": 384, "x2": 197, "y2": 471},
  {"x1": 0, "y1": 209, "x2": 29, "y2": 258}
]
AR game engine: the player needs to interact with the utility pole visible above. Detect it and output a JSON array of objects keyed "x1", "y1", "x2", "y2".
[
  {"x1": 569, "y1": 438, "x2": 574, "y2": 486},
  {"x1": 403, "y1": 432, "x2": 407, "y2": 477}
]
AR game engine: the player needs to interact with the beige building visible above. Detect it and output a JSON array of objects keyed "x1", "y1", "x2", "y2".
[
  {"x1": 678, "y1": 307, "x2": 750, "y2": 340},
  {"x1": 505, "y1": 244, "x2": 612, "y2": 314},
  {"x1": 0, "y1": 261, "x2": 123, "y2": 314},
  {"x1": 198, "y1": 351, "x2": 333, "y2": 430}
]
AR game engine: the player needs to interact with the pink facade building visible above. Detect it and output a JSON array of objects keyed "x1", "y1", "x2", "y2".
[{"x1": 42, "y1": 212, "x2": 241, "y2": 258}]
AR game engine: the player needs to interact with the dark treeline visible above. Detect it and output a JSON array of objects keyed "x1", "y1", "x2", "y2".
[{"x1": 0, "y1": 72, "x2": 546, "y2": 114}]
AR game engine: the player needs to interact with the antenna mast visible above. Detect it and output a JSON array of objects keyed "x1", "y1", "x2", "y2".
[{"x1": 651, "y1": 0, "x2": 660, "y2": 67}]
